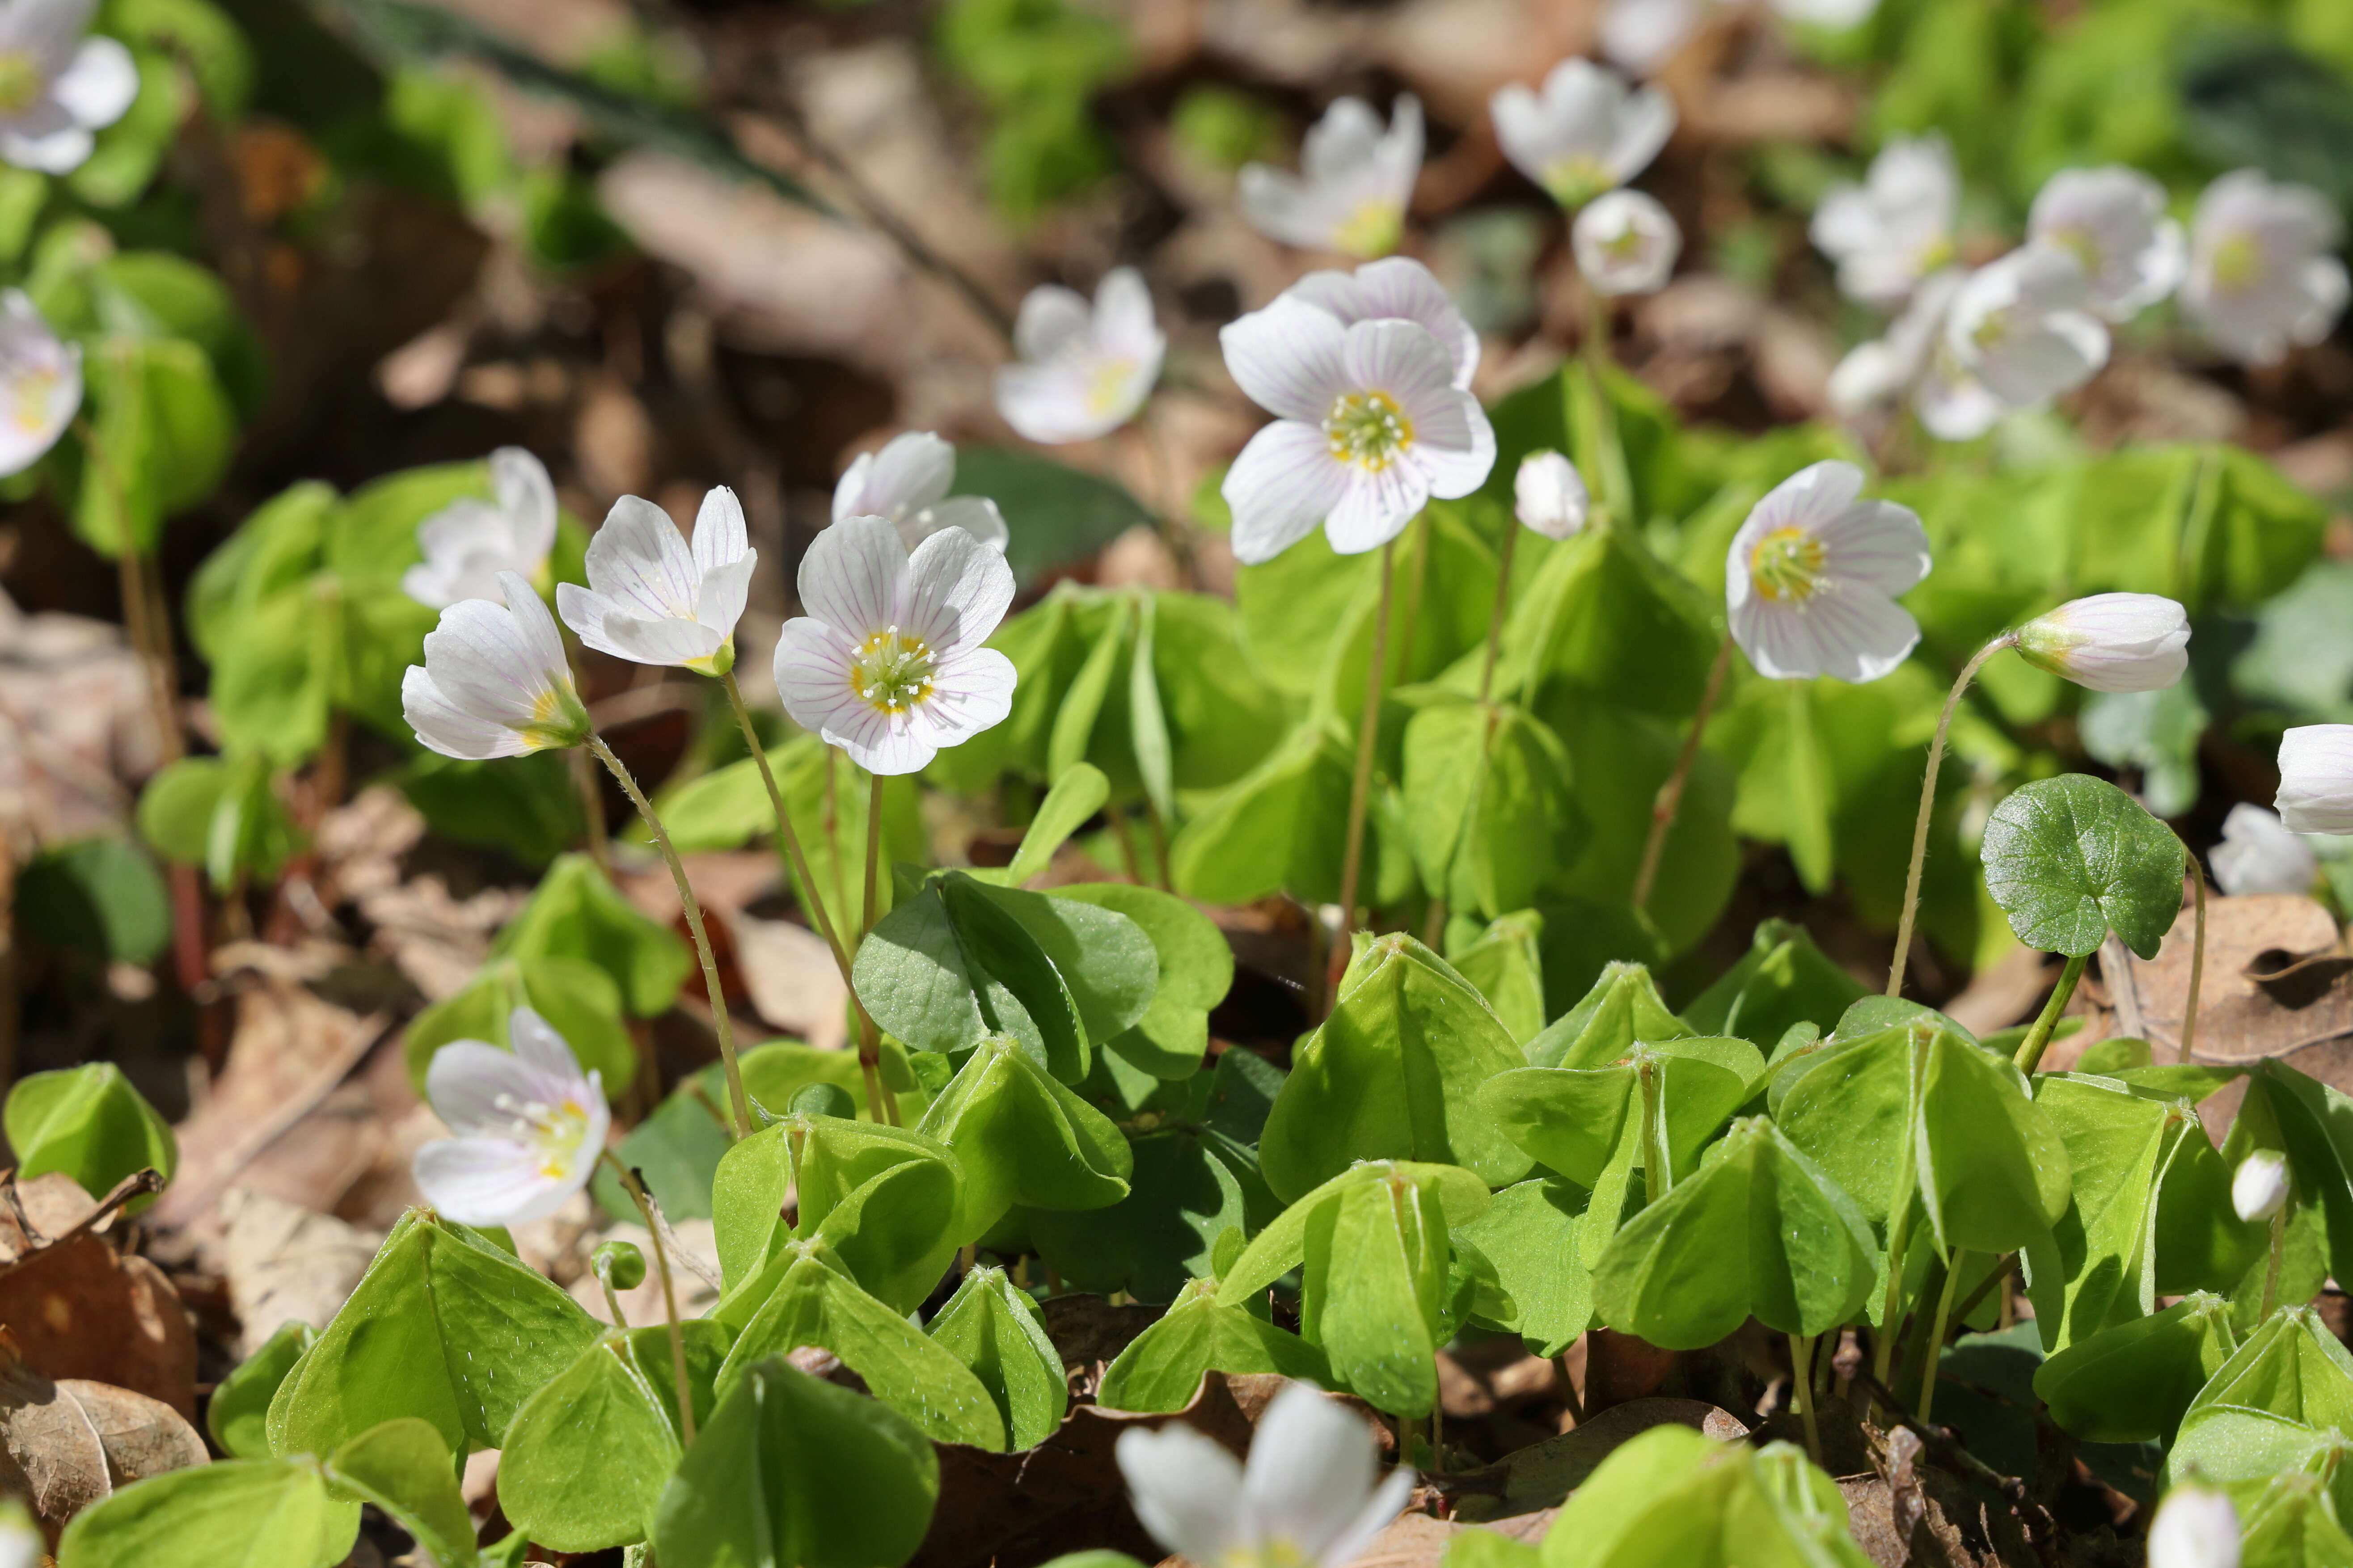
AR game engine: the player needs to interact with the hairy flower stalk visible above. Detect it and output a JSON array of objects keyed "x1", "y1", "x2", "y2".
[
  {"x1": 1632, "y1": 630, "x2": 1732, "y2": 915},
  {"x1": 1330, "y1": 540, "x2": 1398, "y2": 1013},
  {"x1": 608, "y1": 1154, "x2": 696, "y2": 1445},
  {"x1": 1887, "y1": 635, "x2": 2011, "y2": 997}
]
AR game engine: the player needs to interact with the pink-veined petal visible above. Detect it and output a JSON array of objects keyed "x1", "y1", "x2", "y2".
[
  {"x1": 425, "y1": 1039, "x2": 556, "y2": 1134},
  {"x1": 773, "y1": 617, "x2": 864, "y2": 738},
  {"x1": 694, "y1": 552, "x2": 755, "y2": 643},
  {"x1": 402, "y1": 667, "x2": 527, "y2": 760},
  {"x1": 1224, "y1": 420, "x2": 1349, "y2": 565},
  {"x1": 414, "y1": 1137, "x2": 575, "y2": 1227},
  {"x1": 585, "y1": 495, "x2": 700, "y2": 622},
  {"x1": 798, "y1": 515, "x2": 907, "y2": 637},
  {"x1": 902, "y1": 524, "x2": 1015, "y2": 657},
  {"x1": 1339, "y1": 318, "x2": 1456, "y2": 413},
  {"x1": 693, "y1": 485, "x2": 749, "y2": 575},
  {"x1": 1323, "y1": 462, "x2": 1429, "y2": 555},
  {"x1": 919, "y1": 647, "x2": 1016, "y2": 749},
  {"x1": 507, "y1": 1006, "x2": 586, "y2": 1084},
  {"x1": 1815, "y1": 499, "x2": 1931, "y2": 597},
  {"x1": 1222, "y1": 297, "x2": 1351, "y2": 423}
]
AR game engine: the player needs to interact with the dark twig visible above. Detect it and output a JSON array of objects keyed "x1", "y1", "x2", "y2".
[{"x1": 0, "y1": 1168, "x2": 164, "y2": 1281}]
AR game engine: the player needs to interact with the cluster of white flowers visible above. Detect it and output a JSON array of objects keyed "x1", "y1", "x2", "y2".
[{"x1": 1240, "y1": 95, "x2": 1424, "y2": 260}]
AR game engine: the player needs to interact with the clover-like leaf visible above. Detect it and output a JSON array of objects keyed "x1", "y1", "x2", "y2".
[
  {"x1": 1095, "y1": 1280, "x2": 1331, "y2": 1414},
  {"x1": 915, "y1": 1034, "x2": 1133, "y2": 1245},
  {"x1": 925, "y1": 1267, "x2": 1067, "y2": 1450},
  {"x1": 2033, "y1": 1291, "x2": 2237, "y2": 1444},
  {"x1": 1980, "y1": 774, "x2": 2185, "y2": 959},
  {"x1": 56, "y1": 1454, "x2": 359, "y2": 1568}
]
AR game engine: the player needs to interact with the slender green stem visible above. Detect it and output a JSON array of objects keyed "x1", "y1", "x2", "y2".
[
  {"x1": 588, "y1": 736, "x2": 752, "y2": 1139},
  {"x1": 2176, "y1": 841, "x2": 2208, "y2": 1065},
  {"x1": 1873, "y1": 1199, "x2": 1914, "y2": 1390},
  {"x1": 1634, "y1": 631, "x2": 1735, "y2": 913},
  {"x1": 1583, "y1": 282, "x2": 1613, "y2": 375},
  {"x1": 2261, "y1": 1206, "x2": 2287, "y2": 1320},
  {"x1": 858, "y1": 767, "x2": 897, "y2": 1126},
  {"x1": 2013, "y1": 952, "x2": 2090, "y2": 1076},
  {"x1": 720, "y1": 670, "x2": 852, "y2": 977},
  {"x1": 569, "y1": 746, "x2": 613, "y2": 880},
  {"x1": 1327, "y1": 539, "x2": 1398, "y2": 1014},
  {"x1": 862, "y1": 772, "x2": 884, "y2": 940},
  {"x1": 1789, "y1": 1332, "x2": 1823, "y2": 1468},
  {"x1": 598, "y1": 1274, "x2": 629, "y2": 1328},
  {"x1": 1477, "y1": 523, "x2": 1521, "y2": 709},
  {"x1": 1919, "y1": 1251, "x2": 1967, "y2": 1425},
  {"x1": 1889, "y1": 637, "x2": 2011, "y2": 997},
  {"x1": 608, "y1": 1156, "x2": 694, "y2": 1444}
]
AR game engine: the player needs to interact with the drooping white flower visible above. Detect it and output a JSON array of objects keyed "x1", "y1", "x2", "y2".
[
  {"x1": 2147, "y1": 1484, "x2": 2240, "y2": 1568},
  {"x1": 772, "y1": 514, "x2": 1016, "y2": 776},
  {"x1": 0, "y1": 288, "x2": 76, "y2": 477},
  {"x1": 1812, "y1": 135, "x2": 1962, "y2": 309},
  {"x1": 994, "y1": 267, "x2": 1166, "y2": 446},
  {"x1": 2276, "y1": 725, "x2": 2353, "y2": 835},
  {"x1": 1828, "y1": 268, "x2": 2007, "y2": 443},
  {"x1": 2028, "y1": 167, "x2": 2187, "y2": 322},
  {"x1": 2012, "y1": 593, "x2": 2188, "y2": 693},
  {"x1": 1726, "y1": 460, "x2": 1930, "y2": 683},
  {"x1": 0, "y1": 0, "x2": 136, "y2": 175},
  {"x1": 1573, "y1": 188, "x2": 1681, "y2": 297},
  {"x1": 1489, "y1": 58, "x2": 1675, "y2": 211},
  {"x1": 1115, "y1": 1383, "x2": 1413, "y2": 1568},
  {"x1": 402, "y1": 569, "x2": 590, "y2": 761},
  {"x1": 1944, "y1": 245, "x2": 2109, "y2": 410},
  {"x1": 833, "y1": 431, "x2": 1009, "y2": 555},
  {"x1": 2211, "y1": 804, "x2": 2319, "y2": 898},
  {"x1": 402, "y1": 447, "x2": 558, "y2": 610},
  {"x1": 414, "y1": 1007, "x2": 608, "y2": 1227},
  {"x1": 1240, "y1": 95, "x2": 1422, "y2": 260},
  {"x1": 1514, "y1": 451, "x2": 1588, "y2": 540},
  {"x1": 558, "y1": 487, "x2": 754, "y2": 677},
  {"x1": 1219, "y1": 297, "x2": 1495, "y2": 564},
  {"x1": 2231, "y1": 1149, "x2": 2291, "y2": 1225},
  {"x1": 1283, "y1": 256, "x2": 1480, "y2": 390},
  {"x1": 2182, "y1": 169, "x2": 2350, "y2": 367}
]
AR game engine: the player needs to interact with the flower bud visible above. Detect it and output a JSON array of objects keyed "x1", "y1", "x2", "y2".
[
  {"x1": 2232, "y1": 1149, "x2": 2290, "y2": 1224},
  {"x1": 2210, "y1": 803, "x2": 2318, "y2": 896},
  {"x1": 2148, "y1": 1484, "x2": 2240, "y2": 1568},
  {"x1": 2277, "y1": 724, "x2": 2353, "y2": 834},
  {"x1": 593, "y1": 1239, "x2": 647, "y2": 1293},
  {"x1": 1514, "y1": 451, "x2": 1589, "y2": 540},
  {"x1": 1573, "y1": 189, "x2": 1681, "y2": 297},
  {"x1": 2012, "y1": 592, "x2": 2188, "y2": 692}
]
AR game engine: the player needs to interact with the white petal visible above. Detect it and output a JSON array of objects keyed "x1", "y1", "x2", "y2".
[
  {"x1": 427, "y1": 1039, "x2": 560, "y2": 1134},
  {"x1": 1244, "y1": 1386, "x2": 1381, "y2": 1558},
  {"x1": 1406, "y1": 392, "x2": 1497, "y2": 501},
  {"x1": 693, "y1": 485, "x2": 749, "y2": 575},
  {"x1": 917, "y1": 647, "x2": 1017, "y2": 753},
  {"x1": 1224, "y1": 420, "x2": 1349, "y2": 565},
  {"x1": 820, "y1": 691, "x2": 938, "y2": 777},
  {"x1": 2212, "y1": 805, "x2": 2317, "y2": 897},
  {"x1": 1239, "y1": 164, "x2": 1337, "y2": 251},
  {"x1": 2146, "y1": 1486, "x2": 2239, "y2": 1568},
  {"x1": 903, "y1": 496, "x2": 1010, "y2": 554},
  {"x1": 1799, "y1": 589, "x2": 1922, "y2": 682},
  {"x1": 410, "y1": 588, "x2": 575, "y2": 750},
  {"x1": 1287, "y1": 257, "x2": 1479, "y2": 390},
  {"x1": 1223, "y1": 298, "x2": 1352, "y2": 423},
  {"x1": 1340, "y1": 318, "x2": 1456, "y2": 413},
  {"x1": 1094, "y1": 266, "x2": 1162, "y2": 360},
  {"x1": 414, "y1": 1137, "x2": 579, "y2": 1227},
  {"x1": 490, "y1": 447, "x2": 558, "y2": 567},
  {"x1": 1600, "y1": 0, "x2": 1706, "y2": 72},
  {"x1": 508, "y1": 1006, "x2": 586, "y2": 1083},
  {"x1": 902, "y1": 523, "x2": 1015, "y2": 657},
  {"x1": 1014, "y1": 284, "x2": 1093, "y2": 365},
  {"x1": 498, "y1": 569, "x2": 572, "y2": 678},
  {"x1": 1488, "y1": 83, "x2": 1551, "y2": 185},
  {"x1": 1314, "y1": 1466, "x2": 1416, "y2": 1568},
  {"x1": 1116, "y1": 1425, "x2": 1247, "y2": 1566},
  {"x1": 585, "y1": 494, "x2": 700, "y2": 623},
  {"x1": 1814, "y1": 498, "x2": 1931, "y2": 597},
  {"x1": 0, "y1": 119, "x2": 91, "y2": 174},
  {"x1": 1514, "y1": 451, "x2": 1589, "y2": 540},
  {"x1": 773, "y1": 617, "x2": 865, "y2": 738},
  {"x1": 995, "y1": 362, "x2": 1109, "y2": 445},
  {"x1": 402, "y1": 666, "x2": 528, "y2": 760},
  {"x1": 1324, "y1": 462, "x2": 1429, "y2": 555},
  {"x1": 2277, "y1": 725, "x2": 2353, "y2": 835},
  {"x1": 1301, "y1": 97, "x2": 1385, "y2": 184},
  {"x1": 798, "y1": 515, "x2": 907, "y2": 638},
  {"x1": 695, "y1": 552, "x2": 755, "y2": 643},
  {"x1": 600, "y1": 608, "x2": 727, "y2": 668},
  {"x1": 52, "y1": 34, "x2": 135, "y2": 131}
]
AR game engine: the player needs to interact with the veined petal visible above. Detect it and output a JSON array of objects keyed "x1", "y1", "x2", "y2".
[
  {"x1": 773, "y1": 617, "x2": 864, "y2": 739},
  {"x1": 414, "y1": 1136, "x2": 577, "y2": 1227},
  {"x1": 402, "y1": 667, "x2": 528, "y2": 760},
  {"x1": 490, "y1": 447, "x2": 558, "y2": 565},
  {"x1": 1288, "y1": 257, "x2": 1480, "y2": 388},
  {"x1": 1814, "y1": 498, "x2": 1931, "y2": 596},
  {"x1": 819, "y1": 692, "x2": 938, "y2": 777},
  {"x1": 799, "y1": 515, "x2": 907, "y2": 638},
  {"x1": 693, "y1": 485, "x2": 749, "y2": 575},
  {"x1": 585, "y1": 494, "x2": 701, "y2": 622},
  {"x1": 53, "y1": 34, "x2": 135, "y2": 130},
  {"x1": 1244, "y1": 1387, "x2": 1381, "y2": 1559},
  {"x1": 1223, "y1": 298, "x2": 1352, "y2": 423},
  {"x1": 1324, "y1": 461, "x2": 1429, "y2": 555},
  {"x1": 1238, "y1": 164, "x2": 1333, "y2": 251},
  {"x1": 695, "y1": 551, "x2": 756, "y2": 642},
  {"x1": 1224, "y1": 420, "x2": 1348, "y2": 565},
  {"x1": 919, "y1": 646, "x2": 1017, "y2": 749},
  {"x1": 1801, "y1": 588, "x2": 1922, "y2": 682},
  {"x1": 600, "y1": 608, "x2": 728, "y2": 669},
  {"x1": 1115, "y1": 1425, "x2": 1248, "y2": 1567},
  {"x1": 903, "y1": 523, "x2": 1016, "y2": 657},
  {"x1": 1407, "y1": 392, "x2": 1496, "y2": 500},
  {"x1": 2277, "y1": 724, "x2": 2353, "y2": 834},
  {"x1": 508, "y1": 1006, "x2": 586, "y2": 1083},
  {"x1": 498, "y1": 569, "x2": 572, "y2": 678},
  {"x1": 426, "y1": 1039, "x2": 559, "y2": 1135},
  {"x1": 1339, "y1": 317, "x2": 1456, "y2": 412}
]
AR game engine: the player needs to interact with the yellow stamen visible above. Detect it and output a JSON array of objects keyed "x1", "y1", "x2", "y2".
[
  {"x1": 1335, "y1": 198, "x2": 1403, "y2": 259},
  {"x1": 1324, "y1": 390, "x2": 1415, "y2": 474},
  {"x1": 1749, "y1": 526, "x2": 1828, "y2": 604},
  {"x1": 0, "y1": 52, "x2": 43, "y2": 118},
  {"x1": 849, "y1": 624, "x2": 938, "y2": 716},
  {"x1": 2212, "y1": 232, "x2": 2264, "y2": 295}
]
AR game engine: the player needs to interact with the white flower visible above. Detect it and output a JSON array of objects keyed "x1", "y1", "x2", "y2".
[
  {"x1": 414, "y1": 1007, "x2": 608, "y2": 1227},
  {"x1": 1829, "y1": 269, "x2": 2007, "y2": 443},
  {"x1": 1573, "y1": 188, "x2": 1681, "y2": 297},
  {"x1": 2182, "y1": 169, "x2": 2350, "y2": 367},
  {"x1": 1726, "y1": 460, "x2": 1930, "y2": 683},
  {"x1": 0, "y1": 288, "x2": 76, "y2": 477},
  {"x1": 2028, "y1": 167, "x2": 2187, "y2": 322},
  {"x1": 1812, "y1": 135, "x2": 1961, "y2": 308},
  {"x1": 1514, "y1": 451, "x2": 1588, "y2": 540},
  {"x1": 2276, "y1": 725, "x2": 2353, "y2": 835},
  {"x1": 2012, "y1": 593, "x2": 2188, "y2": 693},
  {"x1": 1945, "y1": 245, "x2": 2109, "y2": 410},
  {"x1": 2148, "y1": 1484, "x2": 2240, "y2": 1568},
  {"x1": 402, "y1": 569, "x2": 590, "y2": 761},
  {"x1": 834, "y1": 431, "x2": 1009, "y2": 555},
  {"x1": 558, "y1": 487, "x2": 754, "y2": 677},
  {"x1": 772, "y1": 514, "x2": 1016, "y2": 776},
  {"x1": 2231, "y1": 1149, "x2": 2291, "y2": 1225},
  {"x1": 2211, "y1": 804, "x2": 2319, "y2": 898},
  {"x1": 402, "y1": 447, "x2": 558, "y2": 610},
  {"x1": 0, "y1": 1501, "x2": 33, "y2": 1568},
  {"x1": 1283, "y1": 256, "x2": 1480, "y2": 390},
  {"x1": 1115, "y1": 1383, "x2": 1413, "y2": 1568},
  {"x1": 1240, "y1": 95, "x2": 1422, "y2": 260},
  {"x1": 1219, "y1": 298, "x2": 1495, "y2": 564},
  {"x1": 0, "y1": 0, "x2": 136, "y2": 175},
  {"x1": 994, "y1": 267, "x2": 1166, "y2": 446},
  {"x1": 1489, "y1": 59, "x2": 1675, "y2": 210},
  {"x1": 1601, "y1": 0, "x2": 1881, "y2": 74}
]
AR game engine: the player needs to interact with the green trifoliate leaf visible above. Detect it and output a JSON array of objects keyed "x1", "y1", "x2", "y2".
[
  {"x1": 207, "y1": 1322, "x2": 314, "y2": 1461},
  {"x1": 1523, "y1": 961, "x2": 1693, "y2": 1070},
  {"x1": 1095, "y1": 1279, "x2": 1331, "y2": 1414},
  {"x1": 1216, "y1": 1160, "x2": 1490, "y2": 1305},
  {"x1": 1534, "y1": 1424, "x2": 1875, "y2": 1568},
  {"x1": 1446, "y1": 910, "x2": 1547, "y2": 1045},
  {"x1": 494, "y1": 852, "x2": 692, "y2": 1016},
  {"x1": 1402, "y1": 698, "x2": 1583, "y2": 921},
  {"x1": 925, "y1": 1266, "x2": 1067, "y2": 1449},
  {"x1": 1453, "y1": 1177, "x2": 1593, "y2": 1357},
  {"x1": 55, "y1": 1455, "x2": 359, "y2": 1568},
  {"x1": 1302, "y1": 1170, "x2": 1452, "y2": 1419},
  {"x1": 4, "y1": 1061, "x2": 176, "y2": 1207},
  {"x1": 915, "y1": 1034, "x2": 1132, "y2": 1246},
  {"x1": 2184, "y1": 1306, "x2": 2353, "y2": 1432},
  {"x1": 2034, "y1": 1291, "x2": 2238, "y2": 1444},
  {"x1": 1055, "y1": 882, "x2": 1233, "y2": 1079},
  {"x1": 1979, "y1": 774, "x2": 2186, "y2": 959},
  {"x1": 322, "y1": 1418, "x2": 479, "y2": 1568},
  {"x1": 2018, "y1": 1075, "x2": 2202, "y2": 1351},
  {"x1": 2240, "y1": 1471, "x2": 2353, "y2": 1568},
  {"x1": 1681, "y1": 919, "x2": 1871, "y2": 1051}
]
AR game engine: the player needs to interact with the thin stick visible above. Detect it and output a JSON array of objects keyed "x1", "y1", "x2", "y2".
[
  {"x1": 719, "y1": 671, "x2": 851, "y2": 977},
  {"x1": 1328, "y1": 540, "x2": 1398, "y2": 1013},
  {"x1": 1918, "y1": 1250, "x2": 1966, "y2": 1425},
  {"x1": 569, "y1": 746, "x2": 613, "y2": 879},
  {"x1": 1477, "y1": 523, "x2": 1521, "y2": 708},
  {"x1": 1888, "y1": 638, "x2": 2012, "y2": 996},
  {"x1": 2176, "y1": 847, "x2": 2208, "y2": 1065},
  {"x1": 2012, "y1": 952, "x2": 2090, "y2": 1076},
  {"x1": 610, "y1": 1158, "x2": 695, "y2": 1445},
  {"x1": 1789, "y1": 1332, "x2": 1823, "y2": 1468},
  {"x1": 588, "y1": 736, "x2": 752, "y2": 1138},
  {"x1": 0, "y1": 1168, "x2": 163, "y2": 1281},
  {"x1": 862, "y1": 771, "x2": 885, "y2": 940},
  {"x1": 1633, "y1": 631, "x2": 1734, "y2": 912}
]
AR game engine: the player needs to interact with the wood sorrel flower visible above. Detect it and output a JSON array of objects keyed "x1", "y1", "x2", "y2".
[
  {"x1": 1284, "y1": 256, "x2": 1479, "y2": 390},
  {"x1": 1514, "y1": 450, "x2": 1588, "y2": 540},
  {"x1": 2012, "y1": 593, "x2": 2188, "y2": 693},
  {"x1": 2028, "y1": 166, "x2": 2187, "y2": 322},
  {"x1": 0, "y1": 289, "x2": 77, "y2": 477},
  {"x1": 2232, "y1": 1149, "x2": 2290, "y2": 1225},
  {"x1": 558, "y1": 486, "x2": 754, "y2": 676},
  {"x1": 994, "y1": 267, "x2": 1165, "y2": 445},
  {"x1": 772, "y1": 514, "x2": 1016, "y2": 775},
  {"x1": 402, "y1": 446, "x2": 558, "y2": 610},
  {"x1": 1240, "y1": 95, "x2": 1422, "y2": 259},
  {"x1": 2147, "y1": 1485, "x2": 2239, "y2": 1568},
  {"x1": 1489, "y1": 58, "x2": 1674, "y2": 211},
  {"x1": 402, "y1": 569, "x2": 590, "y2": 760},
  {"x1": 1811, "y1": 135, "x2": 1960, "y2": 308},
  {"x1": 2211, "y1": 804, "x2": 2318, "y2": 897},
  {"x1": 1944, "y1": 245, "x2": 2110, "y2": 410},
  {"x1": 833, "y1": 430, "x2": 1008, "y2": 555},
  {"x1": 0, "y1": 0, "x2": 135, "y2": 174},
  {"x1": 1727, "y1": 460, "x2": 1930, "y2": 683},
  {"x1": 413, "y1": 1006, "x2": 608, "y2": 1227},
  {"x1": 1219, "y1": 296, "x2": 1495, "y2": 563},
  {"x1": 1115, "y1": 1383, "x2": 1412, "y2": 1568},
  {"x1": 2183, "y1": 168, "x2": 2350, "y2": 367},
  {"x1": 1573, "y1": 188, "x2": 1681, "y2": 297},
  {"x1": 1828, "y1": 269, "x2": 2006, "y2": 442},
  {"x1": 2275, "y1": 724, "x2": 2353, "y2": 834}
]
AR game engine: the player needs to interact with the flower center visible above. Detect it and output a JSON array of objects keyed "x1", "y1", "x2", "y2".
[
  {"x1": 849, "y1": 624, "x2": 937, "y2": 714},
  {"x1": 1086, "y1": 356, "x2": 1139, "y2": 416},
  {"x1": 0, "y1": 52, "x2": 44, "y2": 118},
  {"x1": 1334, "y1": 197, "x2": 1402, "y2": 259},
  {"x1": 1749, "y1": 526, "x2": 1828, "y2": 603},
  {"x1": 518, "y1": 680, "x2": 590, "y2": 751},
  {"x1": 492, "y1": 1091, "x2": 593, "y2": 1180},
  {"x1": 1914, "y1": 234, "x2": 1956, "y2": 277},
  {"x1": 1220, "y1": 1539, "x2": 1309, "y2": 1568},
  {"x1": 1601, "y1": 222, "x2": 1650, "y2": 266},
  {"x1": 2049, "y1": 227, "x2": 2104, "y2": 279},
  {"x1": 2212, "y1": 232, "x2": 2265, "y2": 295},
  {"x1": 8, "y1": 363, "x2": 55, "y2": 433},
  {"x1": 1544, "y1": 155, "x2": 1613, "y2": 211},
  {"x1": 1324, "y1": 390, "x2": 1415, "y2": 473}
]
